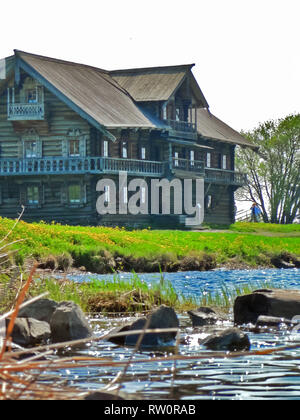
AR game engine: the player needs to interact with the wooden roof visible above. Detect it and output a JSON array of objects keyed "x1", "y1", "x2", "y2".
[
  {"x1": 111, "y1": 64, "x2": 209, "y2": 107},
  {"x1": 196, "y1": 108, "x2": 258, "y2": 150},
  {"x1": 2, "y1": 51, "x2": 253, "y2": 149},
  {"x1": 16, "y1": 51, "x2": 158, "y2": 130}
]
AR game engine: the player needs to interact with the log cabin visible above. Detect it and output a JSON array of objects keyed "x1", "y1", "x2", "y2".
[{"x1": 0, "y1": 50, "x2": 256, "y2": 228}]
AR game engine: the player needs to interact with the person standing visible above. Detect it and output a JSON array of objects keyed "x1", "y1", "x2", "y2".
[{"x1": 251, "y1": 202, "x2": 261, "y2": 222}]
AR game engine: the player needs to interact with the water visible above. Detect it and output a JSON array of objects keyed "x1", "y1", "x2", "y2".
[{"x1": 52, "y1": 268, "x2": 300, "y2": 400}]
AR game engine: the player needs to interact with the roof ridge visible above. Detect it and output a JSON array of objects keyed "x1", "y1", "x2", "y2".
[
  {"x1": 110, "y1": 63, "x2": 195, "y2": 75},
  {"x1": 14, "y1": 50, "x2": 109, "y2": 74}
]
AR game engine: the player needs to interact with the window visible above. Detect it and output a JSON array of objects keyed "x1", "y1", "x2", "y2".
[
  {"x1": 122, "y1": 142, "x2": 128, "y2": 158},
  {"x1": 69, "y1": 139, "x2": 80, "y2": 157},
  {"x1": 103, "y1": 140, "x2": 109, "y2": 158},
  {"x1": 27, "y1": 186, "x2": 39, "y2": 205},
  {"x1": 175, "y1": 107, "x2": 181, "y2": 122},
  {"x1": 206, "y1": 152, "x2": 211, "y2": 168},
  {"x1": 24, "y1": 141, "x2": 38, "y2": 158},
  {"x1": 222, "y1": 155, "x2": 227, "y2": 170},
  {"x1": 162, "y1": 106, "x2": 167, "y2": 120},
  {"x1": 174, "y1": 151, "x2": 179, "y2": 167},
  {"x1": 190, "y1": 150, "x2": 195, "y2": 166},
  {"x1": 27, "y1": 89, "x2": 37, "y2": 103},
  {"x1": 141, "y1": 147, "x2": 146, "y2": 160},
  {"x1": 68, "y1": 184, "x2": 81, "y2": 204}
]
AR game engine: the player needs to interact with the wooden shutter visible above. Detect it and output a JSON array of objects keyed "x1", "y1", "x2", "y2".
[
  {"x1": 37, "y1": 140, "x2": 43, "y2": 158},
  {"x1": 18, "y1": 140, "x2": 23, "y2": 158},
  {"x1": 62, "y1": 139, "x2": 68, "y2": 157},
  {"x1": 79, "y1": 136, "x2": 87, "y2": 157}
]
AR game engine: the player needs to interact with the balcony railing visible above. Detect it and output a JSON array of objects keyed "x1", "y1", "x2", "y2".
[
  {"x1": 171, "y1": 158, "x2": 205, "y2": 174},
  {"x1": 205, "y1": 168, "x2": 247, "y2": 186},
  {"x1": 162, "y1": 119, "x2": 198, "y2": 140},
  {"x1": 0, "y1": 157, "x2": 165, "y2": 177},
  {"x1": 164, "y1": 119, "x2": 196, "y2": 133},
  {"x1": 7, "y1": 102, "x2": 45, "y2": 121},
  {"x1": 0, "y1": 157, "x2": 247, "y2": 186}
]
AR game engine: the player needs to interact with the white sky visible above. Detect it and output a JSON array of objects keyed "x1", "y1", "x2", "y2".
[{"x1": 0, "y1": 0, "x2": 299, "y2": 133}]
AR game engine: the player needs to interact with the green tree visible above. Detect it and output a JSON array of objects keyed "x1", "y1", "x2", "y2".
[{"x1": 236, "y1": 114, "x2": 300, "y2": 224}]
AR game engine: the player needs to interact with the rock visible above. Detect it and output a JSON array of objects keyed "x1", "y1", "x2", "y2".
[
  {"x1": 84, "y1": 391, "x2": 125, "y2": 400},
  {"x1": 255, "y1": 315, "x2": 297, "y2": 328},
  {"x1": 108, "y1": 325, "x2": 131, "y2": 345},
  {"x1": 187, "y1": 307, "x2": 223, "y2": 327},
  {"x1": 234, "y1": 289, "x2": 300, "y2": 325},
  {"x1": 50, "y1": 301, "x2": 93, "y2": 343},
  {"x1": 200, "y1": 327, "x2": 250, "y2": 351},
  {"x1": 6, "y1": 317, "x2": 51, "y2": 347},
  {"x1": 18, "y1": 298, "x2": 58, "y2": 323},
  {"x1": 275, "y1": 260, "x2": 296, "y2": 269},
  {"x1": 124, "y1": 305, "x2": 179, "y2": 347}
]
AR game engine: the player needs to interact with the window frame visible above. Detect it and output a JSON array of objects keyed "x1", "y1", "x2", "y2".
[
  {"x1": 68, "y1": 183, "x2": 81, "y2": 204},
  {"x1": 103, "y1": 140, "x2": 109, "y2": 158},
  {"x1": 26, "y1": 185, "x2": 40, "y2": 206},
  {"x1": 24, "y1": 140, "x2": 38, "y2": 158},
  {"x1": 69, "y1": 139, "x2": 80, "y2": 157},
  {"x1": 206, "y1": 152, "x2": 211, "y2": 168}
]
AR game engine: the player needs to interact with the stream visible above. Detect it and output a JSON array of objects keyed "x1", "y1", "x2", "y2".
[{"x1": 49, "y1": 268, "x2": 300, "y2": 400}]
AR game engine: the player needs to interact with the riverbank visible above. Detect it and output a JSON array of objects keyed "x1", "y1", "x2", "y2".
[{"x1": 0, "y1": 218, "x2": 299, "y2": 275}]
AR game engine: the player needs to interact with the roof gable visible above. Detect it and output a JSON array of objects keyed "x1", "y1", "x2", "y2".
[
  {"x1": 15, "y1": 51, "x2": 157, "y2": 133},
  {"x1": 111, "y1": 64, "x2": 209, "y2": 107}
]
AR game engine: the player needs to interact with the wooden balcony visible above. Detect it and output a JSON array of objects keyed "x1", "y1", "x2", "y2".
[
  {"x1": 0, "y1": 157, "x2": 247, "y2": 186},
  {"x1": 163, "y1": 119, "x2": 198, "y2": 141},
  {"x1": 0, "y1": 157, "x2": 165, "y2": 177},
  {"x1": 7, "y1": 102, "x2": 45, "y2": 121},
  {"x1": 205, "y1": 168, "x2": 247, "y2": 186},
  {"x1": 171, "y1": 158, "x2": 205, "y2": 175}
]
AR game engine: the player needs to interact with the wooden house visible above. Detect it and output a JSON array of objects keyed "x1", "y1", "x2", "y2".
[{"x1": 0, "y1": 50, "x2": 256, "y2": 228}]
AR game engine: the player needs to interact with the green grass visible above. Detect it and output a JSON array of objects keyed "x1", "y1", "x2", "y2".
[
  {"x1": 230, "y1": 221, "x2": 300, "y2": 234},
  {"x1": 0, "y1": 218, "x2": 299, "y2": 274},
  {"x1": 0, "y1": 270, "x2": 278, "y2": 314}
]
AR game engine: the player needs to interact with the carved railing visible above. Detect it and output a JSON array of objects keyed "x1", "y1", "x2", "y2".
[
  {"x1": 7, "y1": 103, "x2": 45, "y2": 120},
  {"x1": 164, "y1": 119, "x2": 196, "y2": 133},
  {"x1": 0, "y1": 157, "x2": 247, "y2": 185},
  {"x1": 0, "y1": 157, "x2": 165, "y2": 177},
  {"x1": 162, "y1": 119, "x2": 198, "y2": 140},
  {"x1": 172, "y1": 158, "x2": 205, "y2": 174},
  {"x1": 205, "y1": 168, "x2": 247, "y2": 186}
]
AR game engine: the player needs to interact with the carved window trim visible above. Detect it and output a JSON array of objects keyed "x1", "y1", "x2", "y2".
[{"x1": 22, "y1": 129, "x2": 42, "y2": 158}]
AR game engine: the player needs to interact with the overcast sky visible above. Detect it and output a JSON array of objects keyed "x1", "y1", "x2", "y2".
[{"x1": 0, "y1": 0, "x2": 299, "y2": 133}]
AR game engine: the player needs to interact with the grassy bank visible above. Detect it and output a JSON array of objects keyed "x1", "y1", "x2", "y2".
[
  {"x1": 0, "y1": 269, "x2": 279, "y2": 314},
  {"x1": 0, "y1": 218, "x2": 299, "y2": 273}
]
